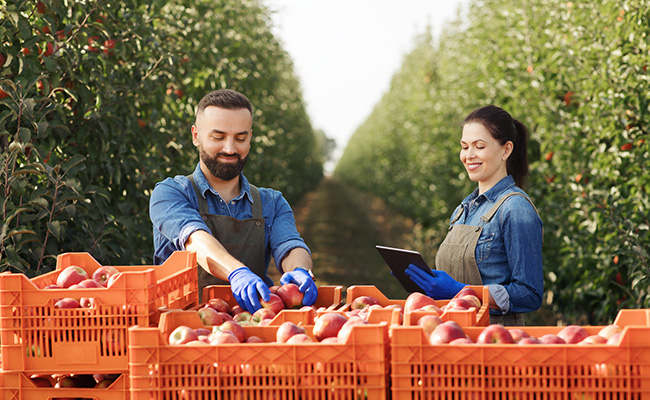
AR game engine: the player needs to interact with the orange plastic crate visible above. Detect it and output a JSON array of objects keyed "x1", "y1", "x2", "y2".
[
  {"x1": 128, "y1": 310, "x2": 390, "y2": 400},
  {"x1": 0, "y1": 251, "x2": 198, "y2": 374},
  {"x1": 0, "y1": 371, "x2": 128, "y2": 400},
  {"x1": 390, "y1": 309, "x2": 650, "y2": 399},
  {"x1": 345, "y1": 285, "x2": 490, "y2": 327}
]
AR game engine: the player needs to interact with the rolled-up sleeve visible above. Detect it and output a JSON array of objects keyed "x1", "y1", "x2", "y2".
[
  {"x1": 266, "y1": 192, "x2": 310, "y2": 271},
  {"x1": 150, "y1": 178, "x2": 210, "y2": 263}
]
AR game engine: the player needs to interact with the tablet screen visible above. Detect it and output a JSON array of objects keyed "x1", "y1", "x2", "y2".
[{"x1": 376, "y1": 245, "x2": 435, "y2": 294}]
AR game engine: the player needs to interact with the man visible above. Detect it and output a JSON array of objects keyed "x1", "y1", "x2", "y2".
[{"x1": 149, "y1": 89, "x2": 317, "y2": 313}]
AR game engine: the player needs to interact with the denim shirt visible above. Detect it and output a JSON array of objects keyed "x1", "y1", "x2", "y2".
[
  {"x1": 149, "y1": 164, "x2": 310, "y2": 278},
  {"x1": 450, "y1": 175, "x2": 543, "y2": 314}
]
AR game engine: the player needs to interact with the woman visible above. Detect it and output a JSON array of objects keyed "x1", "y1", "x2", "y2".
[{"x1": 405, "y1": 105, "x2": 543, "y2": 325}]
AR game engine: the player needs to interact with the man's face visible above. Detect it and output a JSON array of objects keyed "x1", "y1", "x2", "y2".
[{"x1": 192, "y1": 106, "x2": 252, "y2": 182}]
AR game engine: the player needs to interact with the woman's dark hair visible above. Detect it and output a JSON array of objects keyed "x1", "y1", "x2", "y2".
[{"x1": 463, "y1": 105, "x2": 530, "y2": 188}]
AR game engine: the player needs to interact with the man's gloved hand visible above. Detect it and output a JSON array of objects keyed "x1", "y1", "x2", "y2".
[
  {"x1": 404, "y1": 264, "x2": 464, "y2": 299},
  {"x1": 228, "y1": 267, "x2": 271, "y2": 313},
  {"x1": 280, "y1": 268, "x2": 318, "y2": 306}
]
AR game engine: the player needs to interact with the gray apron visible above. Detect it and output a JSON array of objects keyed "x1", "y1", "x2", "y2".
[
  {"x1": 435, "y1": 192, "x2": 539, "y2": 326},
  {"x1": 188, "y1": 175, "x2": 266, "y2": 300}
]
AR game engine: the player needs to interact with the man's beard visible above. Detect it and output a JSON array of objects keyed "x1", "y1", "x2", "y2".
[{"x1": 200, "y1": 148, "x2": 248, "y2": 181}]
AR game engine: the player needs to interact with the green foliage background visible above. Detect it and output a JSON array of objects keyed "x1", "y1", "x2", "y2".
[
  {"x1": 1, "y1": 0, "x2": 327, "y2": 276},
  {"x1": 335, "y1": 0, "x2": 649, "y2": 324}
]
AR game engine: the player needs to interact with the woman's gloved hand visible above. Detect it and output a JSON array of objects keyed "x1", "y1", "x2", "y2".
[
  {"x1": 228, "y1": 267, "x2": 271, "y2": 313},
  {"x1": 404, "y1": 265, "x2": 464, "y2": 299},
  {"x1": 280, "y1": 268, "x2": 318, "y2": 306}
]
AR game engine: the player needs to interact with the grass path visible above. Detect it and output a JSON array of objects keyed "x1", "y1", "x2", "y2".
[{"x1": 269, "y1": 176, "x2": 417, "y2": 301}]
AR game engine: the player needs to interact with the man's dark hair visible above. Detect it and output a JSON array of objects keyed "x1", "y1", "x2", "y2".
[{"x1": 196, "y1": 89, "x2": 253, "y2": 119}]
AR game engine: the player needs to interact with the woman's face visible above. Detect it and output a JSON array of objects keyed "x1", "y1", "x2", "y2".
[{"x1": 460, "y1": 122, "x2": 512, "y2": 193}]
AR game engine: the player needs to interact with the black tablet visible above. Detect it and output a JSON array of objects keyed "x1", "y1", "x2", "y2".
[{"x1": 376, "y1": 245, "x2": 435, "y2": 293}]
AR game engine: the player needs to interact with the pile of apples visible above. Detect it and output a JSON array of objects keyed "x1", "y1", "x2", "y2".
[
  {"x1": 196, "y1": 282, "x2": 317, "y2": 328},
  {"x1": 169, "y1": 313, "x2": 371, "y2": 346},
  {"x1": 29, "y1": 372, "x2": 120, "y2": 388},
  {"x1": 40, "y1": 265, "x2": 121, "y2": 308},
  {"x1": 418, "y1": 317, "x2": 623, "y2": 345},
  {"x1": 343, "y1": 286, "x2": 483, "y2": 324}
]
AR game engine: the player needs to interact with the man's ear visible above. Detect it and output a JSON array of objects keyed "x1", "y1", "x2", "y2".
[{"x1": 191, "y1": 125, "x2": 199, "y2": 146}]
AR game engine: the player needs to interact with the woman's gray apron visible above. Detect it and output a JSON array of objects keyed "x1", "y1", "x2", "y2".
[
  {"x1": 188, "y1": 175, "x2": 266, "y2": 300},
  {"x1": 435, "y1": 192, "x2": 539, "y2": 326}
]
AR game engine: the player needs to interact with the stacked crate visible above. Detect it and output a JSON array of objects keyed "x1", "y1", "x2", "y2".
[{"x1": 0, "y1": 250, "x2": 198, "y2": 399}]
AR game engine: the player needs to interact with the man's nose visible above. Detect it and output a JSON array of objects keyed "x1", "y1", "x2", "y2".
[{"x1": 223, "y1": 138, "x2": 237, "y2": 154}]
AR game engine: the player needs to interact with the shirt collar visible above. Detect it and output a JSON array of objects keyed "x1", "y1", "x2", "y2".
[
  {"x1": 192, "y1": 163, "x2": 254, "y2": 203},
  {"x1": 463, "y1": 175, "x2": 516, "y2": 205}
]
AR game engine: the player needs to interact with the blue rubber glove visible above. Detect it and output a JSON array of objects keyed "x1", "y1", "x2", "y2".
[
  {"x1": 280, "y1": 268, "x2": 318, "y2": 306},
  {"x1": 404, "y1": 264, "x2": 464, "y2": 299},
  {"x1": 228, "y1": 267, "x2": 271, "y2": 313}
]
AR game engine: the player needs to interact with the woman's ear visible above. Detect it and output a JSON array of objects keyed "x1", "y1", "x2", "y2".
[{"x1": 503, "y1": 141, "x2": 514, "y2": 160}]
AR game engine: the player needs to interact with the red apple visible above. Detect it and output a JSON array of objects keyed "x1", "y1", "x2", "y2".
[
  {"x1": 95, "y1": 378, "x2": 115, "y2": 388},
  {"x1": 79, "y1": 297, "x2": 96, "y2": 308},
  {"x1": 251, "y1": 307, "x2": 276, "y2": 325},
  {"x1": 597, "y1": 324, "x2": 622, "y2": 340},
  {"x1": 78, "y1": 278, "x2": 103, "y2": 288},
  {"x1": 217, "y1": 312, "x2": 233, "y2": 322},
  {"x1": 276, "y1": 321, "x2": 306, "y2": 343},
  {"x1": 286, "y1": 333, "x2": 314, "y2": 344},
  {"x1": 216, "y1": 320, "x2": 246, "y2": 343},
  {"x1": 404, "y1": 292, "x2": 437, "y2": 313},
  {"x1": 106, "y1": 272, "x2": 123, "y2": 288},
  {"x1": 557, "y1": 325, "x2": 589, "y2": 344},
  {"x1": 195, "y1": 327, "x2": 211, "y2": 337},
  {"x1": 459, "y1": 294, "x2": 481, "y2": 309},
  {"x1": 246, "y1": 335, "x2": 265, "y2": 343},
  {"x1": 579, "y1": 334, "x2": 608, "y2": 345},
  {"x1": 231, "y1": 305, "x2": 244, "y2": 316},
  {"x1": 54, "y1": 298, "x2": 81, "y2": 309},
  {"x1": 539, "y1": 334, "x2": 566, "y2": 344},
  {"x1": 446, "y1": 297, "x2": 475, "y2": 311},
  {"x1": 449, "y1": 337, "x2": 474, "y2": 344},
  {"x1": 456, "y1": 286, "x2": 479, "y2": 299},
  {"x1": 477, "y1": 324, "x2": 515, "y2": 344},
  {"x1": 518, "y1": 336, "x2": 542, "y2": 345},
  {"x1": 43, "y1": 284, "x2": 61, "y2": 289},
  {"x1": 508, "y1": 328, "x2": 530, "y2": 343},
  {"x1": 350, "y1": 295, "x2": 380, "y2": 310},
  {"x1": 30, "y1": 376, "x2": 53, "y2": 387},
  {"x1": 198, "y1": 307, "x2": 224, "y2": 326},
  {"x1": 417, "y1": 314, "x2": 444, "y2": 337},
  {"x1": 56, "y1": 265, "x2": 89, "y2": 288},
  {"x1": 205, "y1": 298, "x2": 230, "y2": 314},
  {"x1": 260, "y1": 293, "x2": 285, "y2": 314},
  {"x1": 606, "y1": 332, "x2": 623, "y2": 345},
  {"x1": 336, "y1": 316, "x2": 369, "y2": 343},
  {"x1": 210, "y1": 331, "x2": 240, "y2": 344},
  {"x1": 320, "y1": 337, "x2": 339, "y2": 344},
  {"x1": 169, "y1": 325, "x2": 199, "y2": 345},
  {"x1": 233, "y1": 311, "x2": 252, "y2": 324},
  {"x1": 430, "y1": 321, "x2": 466, "y2": 344},
  {"x1": 418, "y1": 304, "x2": 443, "y2": 316},
  {"x1": 55, "y1": 376, "x2": 78, "y2": 388},
  {"x1": 276, "y1": 283, "x2": 304, "y2": 309},
  {"x1": 92, "y1": 266, "x2": 119, "y2": 287},
  {"x1": 269, "y1": 285, "x2": 280, "y2": 294},
  {"x1": 313, "y1": 313, "x2": 349, "y2": 341}
]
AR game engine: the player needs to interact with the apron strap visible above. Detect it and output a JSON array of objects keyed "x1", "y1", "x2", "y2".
[
  {"x1": 478, "y1": 192, "x2": 543, "y2": 241},
  {"x1": 249, "y1": 184, "x2": 262, "y2": 219},
  {"x1": 187, "y1": 174, "x2": 262, "y2": 219},
  {"x1": 187, "y1": 174, "x2": 209, "y2": 214}
]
